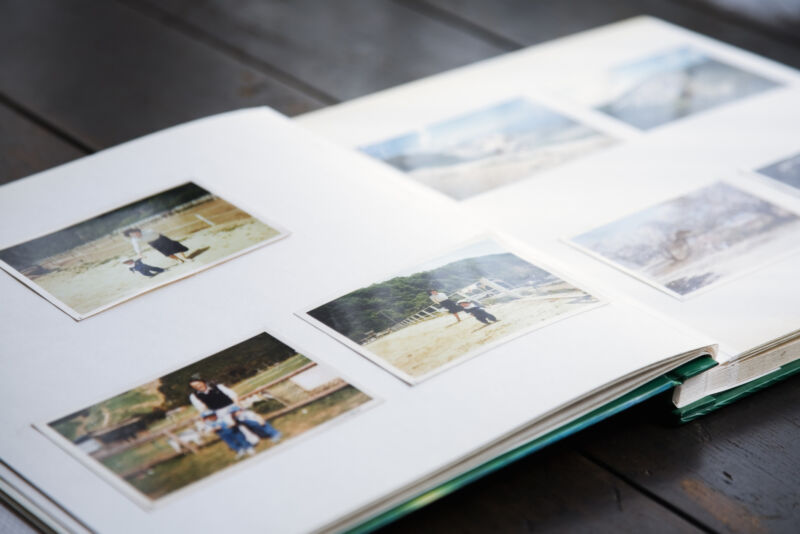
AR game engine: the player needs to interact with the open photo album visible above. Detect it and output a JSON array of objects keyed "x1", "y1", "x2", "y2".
[
  {"x1": 0, "y1": 16, "x2": 798, "y2": 534},
  {"x1": 298, "y1": 16, "x2": 800, "y2": 423}
]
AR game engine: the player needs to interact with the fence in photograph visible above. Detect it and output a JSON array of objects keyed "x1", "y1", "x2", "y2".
[
  {"x1": 83, "y1": 362, "x2": 347, "y2": 477},
  {"x1": 361, "y1": 278, "x2": 524, "y2": 344}
]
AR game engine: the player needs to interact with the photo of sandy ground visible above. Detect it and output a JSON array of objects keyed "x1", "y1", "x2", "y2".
[
  {"x1": 44, "y1": 333, "x2": 371, "y2": 502},
  {"x1": 360, "y1": 98, "x2": 616, "y2": 200},
  {"x1": 570, "y1": 182, "x2": 800, "y2": 298},
  {"x1": 306, "y1": 239, "x2": 602, "y2": 381},
  {"x1": 0, "y1": 183, "x2": 286, "y2": 318},
  {"x1": 758, "y1": 152, "x2": 800, "y2": 192},
  {"x1": 575, "y1": 46, "x2": 779, "y2": 130}
]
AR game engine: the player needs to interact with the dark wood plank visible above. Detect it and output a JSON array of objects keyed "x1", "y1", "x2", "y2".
[
  {"x1": 576, "y1": 374, "x2": 800, "y2": 534},
  {"x1": 690, "y1": 0, "x2": 800, "y2": 42},
  {"x1": 125, "y1": 0, "x2": 509, "y2": 101},
  {"x1": 379, "y1": 441, "x2": 704, "y2": 534},
  {"x1": 0, "y1": 0, "x2": 321, "y2": 149},
  {"x1": 413, "y1": 0, "x2": 800, "y2": 68},
  {"x1": 0, "y1": 102, "x2": 85, "y2": 184}
]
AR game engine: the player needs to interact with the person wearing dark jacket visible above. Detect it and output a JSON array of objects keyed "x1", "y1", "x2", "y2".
[
  {"x1": 123, "y1": 227, "x2": 190, "y2": 264},
  {"x1": 189, "y1": 379, "x2": 281, "y2": 443},
  {"x1": 457, "y1": 299, "x2": 499, "y2": 325},
  {"x1": 428, "y1": 289, "x2": 462, "y2": 323}
]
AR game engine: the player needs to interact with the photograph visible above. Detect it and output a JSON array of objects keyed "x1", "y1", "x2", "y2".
[
  {"x1": 570, "y1": 182, "x2": 800, "y2": 298},
  {"x1": 41, "y1": 332, "x2": 373, "y2": 504},
  {"x1": 581, "y1": 46, "x2": 779, "y2": 130},
  {"x1": 0, "y1": 182, "x2": 288, "y2": 319},
  {"x1": 359, "y1": 97, "x2": 616, "y2": 200},
  {"x1": 757, "y1": 152, "x2": 800, "y2": 192},
  {"x1": 303, "y1": 238, "x2": 603, "y2": 383}
]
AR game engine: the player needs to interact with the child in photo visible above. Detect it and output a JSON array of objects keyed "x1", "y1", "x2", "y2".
[
  {"x1": 201, "y1": 411, "x2": 255, "y2": 459},
  {"x1": 123, "y1": 258, "x2": 165, "y2": 278},
  {"x1": 306, "y1": 238, "x2": 603, "y2": 381},
  {"x1": 45, "y1": 332, "x2": 371, "y2": 501},
  {"x1": 457, "y1": 299, "x2": 499, "y2": 325},
  {"x1": 189, "y1": 378, "x2": 282, "y2": 443}
]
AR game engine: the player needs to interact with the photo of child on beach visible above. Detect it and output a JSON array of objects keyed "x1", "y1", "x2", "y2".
[
  {"x1": 0, "y1": 182, "x2": 288, "y2": 319},
  {"x1": 41, "y1": 332, "x2": 372, "y2": 504},
  {"x1": 303, "y1": 238, "x2": 603, "y2": 383}
]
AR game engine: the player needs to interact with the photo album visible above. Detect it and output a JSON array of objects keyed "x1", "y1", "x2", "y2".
[{"x1": 0, "y1": 17, "x2": 798, "y2": 534}]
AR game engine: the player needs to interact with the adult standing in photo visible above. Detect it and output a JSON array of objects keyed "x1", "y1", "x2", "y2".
[
  {"x1": 457, "y1": 299, "x2": 499, "y2": 325},
  {"x1": 123, "y1": 227, "x2": 191, "y2": 265},
  {"x1": 188, "y1": 379, "x2": 282, "y2": 442},
  {"x1": 428, "y1": 289, "x2": 462, "y2": 323}
]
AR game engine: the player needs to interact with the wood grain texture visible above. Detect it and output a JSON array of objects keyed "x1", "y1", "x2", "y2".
[
  {"x1": 380, "y1": 440, "x2": 704, "y2": 534},
  {"x1": 577, "y1": 374, "x2": 800, "y2": 534},
  {"x1": 689, "y1": 0, "x2": 800, "y2": 41},
  {"x1": 0, "y1": 103, "x2": 85, "y2": 184},
  {"x1": 0, "y1": 0, "x2": 321, "y2": 149},
  {"x1": 414, "y1": 0, "x2": 800, "y2": 68},
  {"x1": 126, "y1": 0, "x2": 509, "y2": 101}
]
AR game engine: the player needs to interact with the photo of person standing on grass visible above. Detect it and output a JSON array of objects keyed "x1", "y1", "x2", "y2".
[{"x1": 43, "y1": 332, "x2": 372, "y2": 503}]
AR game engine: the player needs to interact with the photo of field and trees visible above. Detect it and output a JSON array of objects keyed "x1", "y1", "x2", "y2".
[
  {"x1": 46, "y1": 332, "x2": 371, "y2": 502},
  {"x1": 758, "y1": 152, "x2": 800, "y2": 192},
  {"x1": 360, "y1": 98, "x2": 615, "y2": 200},
  {"x1": 570, "y1": 182, "x2": 800, "y2": 297},
  {"x1": 0, "y1": 182, "x2": 286, "y2": 319},
  {"x1": 306, "y1": 239, "x2": 602, "y2": 382},
  {"x1": 584, "y1": 46, "x2": 779, "y2": 130}
]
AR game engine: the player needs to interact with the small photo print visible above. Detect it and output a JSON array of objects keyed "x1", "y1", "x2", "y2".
[
  {"x1": 42, "y1": 332, "x2": 372, "y2": 504},
  {"x1": 585, "y1": 46, "x2": 779, "y2": 130},
  {"x1": 303, "y1": 238, "x2": 603, "y2": 383},
  {"x1": 360, "y1": 97, "x2": 616, "y2": 200},
  {"x1": 757, "y1": 152, "x2": 800, "y2": 192},
  {"x1": 0, "y1": 182, "x2": 288, "y2": 319},
  {"x1": 570, "y1": 182, "x2": 800, "y2": 298}
]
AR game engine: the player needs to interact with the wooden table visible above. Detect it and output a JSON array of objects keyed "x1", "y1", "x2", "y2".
[{"x1": 1, "y1": 1, "x2": 798, "y2": 532}]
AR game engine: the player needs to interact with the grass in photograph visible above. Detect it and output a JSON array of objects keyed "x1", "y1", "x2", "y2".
[{"x1": 48, "y1": 333, "x2": 371, "y2": 501}]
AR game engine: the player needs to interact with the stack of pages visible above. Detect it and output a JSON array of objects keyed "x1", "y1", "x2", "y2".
[{"x1": 0, "y1": 17, "x2": 797, "y2": 534}]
